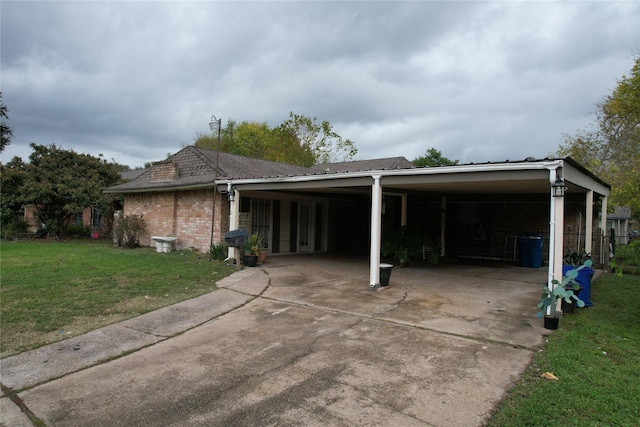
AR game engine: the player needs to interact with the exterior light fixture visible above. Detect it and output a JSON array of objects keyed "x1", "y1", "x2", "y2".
[
  {"x1": 209, "y1": 115, "x2": 221, "y2": 132},
  {"x1": 552, "y1": 177, "x2": 567, "y2": 198}
]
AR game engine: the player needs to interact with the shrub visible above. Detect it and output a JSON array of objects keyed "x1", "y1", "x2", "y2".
[
  {"x1": 209, "y1": 243, "x2": 228, "y2": 260},
  {"x1": 113, "y1": 214, "x2": 147, "y2": 248},
  {"x1": 1, "y1": 220, "x2": 29, "y2": 240},
  {"x1": 64, "y1": 223, "x2": 91, "y2": 237}
]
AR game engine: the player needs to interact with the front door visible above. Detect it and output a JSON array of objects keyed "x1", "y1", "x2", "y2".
[{"x1": 298, "y1": 201, "x2": 313, "y2": 252}]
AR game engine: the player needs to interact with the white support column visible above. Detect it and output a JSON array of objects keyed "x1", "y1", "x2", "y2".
[
  {"x1": 585, "y1": 190, "x2": 594, "y2": 255},
  {"x1": 369, "y1": 175, "x2": 383, "y2": 289},
  {"x1": 440, "y1": 196, "x2": 447, "y2": 257},
  {"x1": 227, "y1": 187, "x2": 240, "y2": 262},
  {"x1": 553, "y1": 189, "x2": 565, "y2": 290},
  {"x1": 547, "y1": 169, "x2": 565, "y2": 316},
  {"x1": 547, "y1": 183, "x2": 556, "y2": 317}
]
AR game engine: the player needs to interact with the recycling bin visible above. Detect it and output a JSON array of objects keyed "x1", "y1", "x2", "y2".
[
  {"x1": 517, "y1": 234, "x2": 544, "y2": 268},
  {"x1": 563, "y1": 265, "x2": 595, "y2": 307}
]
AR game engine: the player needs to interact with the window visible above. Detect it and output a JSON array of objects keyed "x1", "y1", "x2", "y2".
[{"x1": 251, "y1": 199, "x2": 271, "y2": 249}]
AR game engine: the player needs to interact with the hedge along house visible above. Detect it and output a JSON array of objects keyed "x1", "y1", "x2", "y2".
[{"x1": 105, "y1": 146, "x2": 610, "y2": 288}]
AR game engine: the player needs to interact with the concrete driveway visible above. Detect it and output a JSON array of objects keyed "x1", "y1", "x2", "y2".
[{"x1": 2, "y1": 255, "x2": 550, "y2": 426}]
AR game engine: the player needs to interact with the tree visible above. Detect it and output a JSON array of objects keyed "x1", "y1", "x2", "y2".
[
  {"x1": 2, "y1": 143, "x2": 124, "y2": 236},
  {"x1": 278, "y1": 112, "x2": 357, "y2": 165},
  {"x1": 558, "y1": 55, "x2": 640, "y2": 218},
  {"x1": 193, "y1": 112, "x2": 357, "y2": 167},
  {"x1": 0, "y1": 156, "x2": 27, "y2": 225},
  {"x1": 412, "y1": 148, "x2": 458, "y2": 167},
  {"x1": 1, "y1": 92, "x2": 12, "y2": 152}
]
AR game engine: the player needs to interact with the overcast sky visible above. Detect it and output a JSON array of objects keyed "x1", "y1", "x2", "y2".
[{"x1": 1, "y1": 1, "x2": 639, "y2": 169}]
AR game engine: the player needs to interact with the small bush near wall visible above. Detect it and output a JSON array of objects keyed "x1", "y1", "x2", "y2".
[
  {"x1": 1, "y1": 220, "x2": 30, "y2": 240},
  {"x1": 64, "y1": 224, "x2": 91, "y2": 237},
  {"x1": 612, "y1": 240, "x2": 640, "y2": 274},
  {"x1": 209, "y1": 243, "x2": 228, "y2": 260},
  {"x1": 113, "y1": 214, "x2": 147, "y2": 248}
]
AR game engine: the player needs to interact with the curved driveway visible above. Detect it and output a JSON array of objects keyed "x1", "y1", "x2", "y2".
[{"x1": 2, "y1": 255, "x2": 550, "y2": 426}]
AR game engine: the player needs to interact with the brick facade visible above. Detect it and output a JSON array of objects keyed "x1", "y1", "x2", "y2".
[{"x1": 123, "y1": 189, "x2": 229, "y2": 252}]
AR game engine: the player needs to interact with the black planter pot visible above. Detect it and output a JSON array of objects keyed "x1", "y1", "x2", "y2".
[
  {"x1": 243, "y1": 255, "x2": 258, "y2": 267},
  {"x1": 561, "y1": 288, "x2": 582, "y2": 314},
  {"x1": 544, "y1": 316, "x2": 560, "y2": 330}
]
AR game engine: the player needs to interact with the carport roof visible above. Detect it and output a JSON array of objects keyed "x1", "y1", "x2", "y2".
[
  {"x1": 105, "y1": 147, "x2": 609, "y2": 198},
  {"x1": 226, "y1": 156, "x2": 610, "y2": 198}
]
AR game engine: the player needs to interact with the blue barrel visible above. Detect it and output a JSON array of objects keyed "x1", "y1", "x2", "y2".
[
  {"x1": 562, "y1": 265, "x2": 594, "y2": 307},
  {"x1": 518, "y1": 234, "x2": 544, "y2": 268}
]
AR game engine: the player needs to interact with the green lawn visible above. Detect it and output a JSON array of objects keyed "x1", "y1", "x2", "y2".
[
  {"x1": 0, "y1": 239, "x2": 235, "y2": 357},
  {"x1": 487, "y1": 272, "x2": 640, "y2": 426}
]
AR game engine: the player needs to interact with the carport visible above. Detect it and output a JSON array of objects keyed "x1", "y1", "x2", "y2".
[{"x1": 219, "y1": 157, "x2": 610, "y2": 291}]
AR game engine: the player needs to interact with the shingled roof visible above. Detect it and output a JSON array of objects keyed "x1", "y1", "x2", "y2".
[
  {"x1": 105, "y1": 146, "x2": 318, "y2": 192},
  {"x1": 312, "y1": 157, "x2": 415, "y2": 173},
  {"x1": 105, "y1": 147, "x2": 418, "y2": 193}
]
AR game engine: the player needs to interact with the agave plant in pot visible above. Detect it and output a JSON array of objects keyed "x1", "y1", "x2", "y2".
[
  {"x1": 243, "y1": 233, "x2": 264, "y2": 267},
  {"x1": 537, "y1": 260, "x2": 591, "y2": 329}
]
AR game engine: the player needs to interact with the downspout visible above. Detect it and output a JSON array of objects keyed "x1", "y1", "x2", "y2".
[{"x1": 369, "y1": 174, "x2": 383, "y2": 289}]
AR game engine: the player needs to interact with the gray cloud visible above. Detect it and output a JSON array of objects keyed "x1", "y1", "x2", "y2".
[{"x1": 1, "y1": 1, "x2": 638, "y2": 168}]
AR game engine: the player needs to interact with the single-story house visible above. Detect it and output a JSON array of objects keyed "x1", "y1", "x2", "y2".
[
  {"x1": 105, "y1": 146, "x2": 610, "y2": 287},
  {"x1": 607, "y1": 205, "x2": 633, "y2": 247}
]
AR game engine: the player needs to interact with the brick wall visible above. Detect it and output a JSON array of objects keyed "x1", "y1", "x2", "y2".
[{"x1": 124, "y1": 189, "x2": 229, "y2": 252}]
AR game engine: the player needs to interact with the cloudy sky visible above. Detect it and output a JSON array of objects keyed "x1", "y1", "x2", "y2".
[{"x1": 1, "y1": 1, "x2": 638, "y2": 169}]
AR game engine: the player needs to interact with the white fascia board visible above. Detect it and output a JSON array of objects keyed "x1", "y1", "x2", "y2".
[{"x1": 222, "y1": 160, "x2": 564, "y2": 189}]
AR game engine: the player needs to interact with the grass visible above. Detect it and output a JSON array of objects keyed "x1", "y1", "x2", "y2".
[
  {"x1": 0, "y1": 239, "x2": 235, "y2": 358},
  {"x1": 487, "y1": 272, "x2": 640, "y2": 426}
]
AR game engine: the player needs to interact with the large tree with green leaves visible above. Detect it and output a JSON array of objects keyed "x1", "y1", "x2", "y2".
[
  {"x1": 558, "y1": 56, "x2": 640, "y2": 218},
  {"x1": 0, "y1": 92, "x2": 12, "y2": 152},
  {"x1": 412, "y1": 148, "x2": 458, "y2": 167},
  {"x1": 1, "y1": 144, "x2": 124, "y2": 236},
  {"x1": 193, "y1": 112, "x2": 356, "y2": 167}
]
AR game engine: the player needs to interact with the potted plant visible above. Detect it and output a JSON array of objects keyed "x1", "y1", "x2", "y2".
[
  {"x1": 537, "y1": 260, "x2": 591, "y2": 329},
  {"x1": 243, "y1": 234, "x2": 264, "y2": 267},
  {"x1": 381, "y1": 226, "x2": 435, "y2": 267},
  {"x1": 563, "y1": 248, "x2": 595, "y2": 306}
]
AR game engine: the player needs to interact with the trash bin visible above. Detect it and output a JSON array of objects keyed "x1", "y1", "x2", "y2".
[
  {"x1": 517, "y1": 234, "x2": 544, "y2": 268},
  {"x1": 224, "y1": 229, "x2": 247, "y2": 248},
  {"x1": 562, "y1": 265, "x2": 594, "y2": 307},
  {"x1": 380, "y1": 263, "x2": 394, "y2": 287}
]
